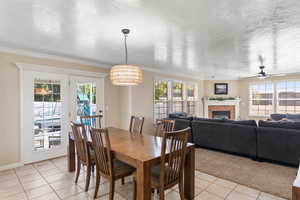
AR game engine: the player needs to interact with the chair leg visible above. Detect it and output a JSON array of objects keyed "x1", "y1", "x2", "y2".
[
  {"x1": 159, "y1": 188, "x2": 164, "y2": 200},
  {"x1": 121, "y1": 177, "x2": 125, "y2": 185},
  {"x1": 94, "y1": 171, "x2": 101, "y2": 199},
  {"x1": 85, "y1": 164, "x2": 92, "y2": 192},
  {"x1": 178, "y1": 178, "x2": 184, "y2": 200},
  {"x1": 75, "y1": 159, "x2": 81, "y2": 183},
  {"x1": 109, "y1": 180, "x2": 115, "y2": 200},
  {"x1": 133, "y1": 178, "x2": 137, "y2": 200}
]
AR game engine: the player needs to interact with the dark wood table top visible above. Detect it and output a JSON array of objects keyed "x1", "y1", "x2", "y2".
[{"x1": 70, "y1": 127, "x2": 195, "y2": 163}]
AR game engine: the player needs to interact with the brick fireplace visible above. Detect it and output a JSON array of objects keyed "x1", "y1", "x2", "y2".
[{"x1": 203, "y1": 97, "x2": 240, "y2": 120}]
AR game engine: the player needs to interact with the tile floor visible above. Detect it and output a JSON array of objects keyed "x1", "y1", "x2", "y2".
[{"x1": 0, "y1": 156, "x2": 287, "y2": 200}]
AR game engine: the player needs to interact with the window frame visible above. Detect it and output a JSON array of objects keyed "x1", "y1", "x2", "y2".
[
  {"x1": 153, "y1": 77, "x2": 199, "y2": 121},
  {"x1": 248, "y1": 79, "x2": 300, "y2": 117},
  {"x1": 276, "y1": 80, "x2": 300, "y2": 114}
]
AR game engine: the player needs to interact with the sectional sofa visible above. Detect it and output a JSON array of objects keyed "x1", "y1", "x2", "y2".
[{"x1": 168, "y1": 114, "x2": 300, "y2": 166}]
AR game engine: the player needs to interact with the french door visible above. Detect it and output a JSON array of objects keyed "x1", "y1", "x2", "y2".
[
  {"x1": 23, "y1": 71, "x2": 69, "y2": 164},
  {"x1": 22, "y1": 71, "x2": 105, "y2": 164},
  {"x1": 69, "y1": 76, "x2": 104, "y2": 123}
]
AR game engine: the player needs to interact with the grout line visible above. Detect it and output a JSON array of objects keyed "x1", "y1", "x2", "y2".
[
  {"x1": 13, "y1": 168, "x2": 28, "y2": 199},
  {"x1": 33, "y1": 161, "x2": 62, "y2": 200}
]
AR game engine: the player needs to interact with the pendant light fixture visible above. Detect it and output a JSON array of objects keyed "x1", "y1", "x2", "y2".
[{"x1": 110, "y1": 29, "x2": 143, "y2": 86}]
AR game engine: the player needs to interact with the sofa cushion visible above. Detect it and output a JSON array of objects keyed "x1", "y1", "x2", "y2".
[
  {"x1": 259, "y1": 120, "x2": 300, "y2": 130},
  {"x1": 168, "y1": 112, "x2": 188, "y2": 119},
  {"x1": 287, "y1": 114, "x2": 300, "y2": 122},
  {"x1": 192, "y1": 117, "x2": 226, "y2": 123},
  {"x1": 270, "y1": 114, "x2": 287, "y2": 121},
  {"x1": 231, "y1": 120, "x2": 257, "y2": 127}
]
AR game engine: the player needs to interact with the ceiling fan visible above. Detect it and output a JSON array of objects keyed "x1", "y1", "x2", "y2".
[{"x1": 244, "y1": 55, "x2": 287, "y2": 79}]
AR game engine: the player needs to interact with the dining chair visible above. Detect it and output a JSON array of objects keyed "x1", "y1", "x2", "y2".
[
  {"x1": 90, "y1": 127, "x2": 136, "y2": 199},
  {"x1": 129, "y1": 116, "x2": 145, "y2": 134},
  {"x1": 155, "y1": 119, "x2": 176, "y2": 137},
  {"x1": 133, "y1": 127, "x2": 190, "y2": 200},
  {"x1": 70, "y1": 122, "x2": 96, "y2": 192},
  {"x1": 80, "y1": 114, "x2": 103, "y2": 139}
]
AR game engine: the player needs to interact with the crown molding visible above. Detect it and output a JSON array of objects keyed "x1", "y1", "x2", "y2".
[
  {"x1": 0, "y1": 43, "x2": 112, "y2": 69},
  {"x1": 16, "y1": 63, "x2": 107, "y2": 78}
]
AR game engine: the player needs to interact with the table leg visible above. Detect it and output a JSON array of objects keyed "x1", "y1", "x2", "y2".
[
  {"x1": 136, "y1": 161, "x2": 151, "y2": 200},
  {"x1": 68, "y1": 134, "x2": 76, "y2": 172},
  {"x1": 184, "y1": 147, "x2": 195, "y2": 199}
]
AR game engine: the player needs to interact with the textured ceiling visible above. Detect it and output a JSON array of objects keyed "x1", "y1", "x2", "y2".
[{"x1": 0, "y1": 0, "x2": 300, "y2": 79}]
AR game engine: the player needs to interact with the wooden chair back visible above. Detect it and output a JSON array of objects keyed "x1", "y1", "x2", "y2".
[
  {"x1": 80, "y1": 114, "x2": 103, "y2": 139},
  {"x1": 129, "y1": 116, "x2": 145, "y2": 134},
  {"x1": 160, "y1": 127, "x2": 190, "y2": 187},
  {"x1": 70, "y1": 122, "x2": 90, "y2": 164},
  {"x1": 90, "y1": 127, "x2": 113, "y2": 177},
  {"x1": 155, "y1": 119, "x2": 176, "y2": 137}
]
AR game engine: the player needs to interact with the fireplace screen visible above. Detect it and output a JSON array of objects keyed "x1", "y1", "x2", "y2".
[{"x1": 212, "y1": 111, "x2": 230, "y2": 119}]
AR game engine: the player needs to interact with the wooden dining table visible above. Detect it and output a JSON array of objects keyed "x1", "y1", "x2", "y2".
[{"x1": 67, "y1": 127, "x2": 195, "y2": 200}]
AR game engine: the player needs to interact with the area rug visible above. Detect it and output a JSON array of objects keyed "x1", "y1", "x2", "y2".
[{"x1": 195, "y1": 148, "x2": 297, "y2": 199}]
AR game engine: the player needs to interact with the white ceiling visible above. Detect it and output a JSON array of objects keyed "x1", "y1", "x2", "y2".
[{"x1": 1, "y1": 0, "x2": 300, "y2": 79}]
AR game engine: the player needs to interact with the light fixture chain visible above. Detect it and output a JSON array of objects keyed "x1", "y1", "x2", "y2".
[{"x1": 124, "y1": 34, "x2": 128, "y2": 64}]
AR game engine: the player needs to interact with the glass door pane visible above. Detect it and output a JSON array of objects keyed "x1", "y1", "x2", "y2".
[
  {"x1": 76, "y1": 82, "x2": 97, "y2": 122},
  {"x1": 33, "y1": 79, "x2": 62, "y2": 151}
]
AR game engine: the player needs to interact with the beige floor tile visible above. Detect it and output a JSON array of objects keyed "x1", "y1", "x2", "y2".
[
  {"x1": 234, "y1": 185, "x2": 260, "y2": 198},
  {"x1": 50, "y1": 179, "x2": 75, "y2": 191},
  {"x1": 0, "y1": 173, "x2": 18, "y2": 183},
  {"x1": 195, "y1": 177, "x2": 213, "y2": 189},
  {"x1": 31, "y1": 192, "x2": 60, "y2": 200},
  {"x1": 16, "y1": 168, "x2": 38, "y2": 177},
  {"x1": 5, "y1": 192, "x2": 28, "y2": 200},
  {"x1": 87, "y1": 182, "x2": 109, "y2": 198},
  {"x1": 0, "y1": 184, "x2": 24, "y2": 198},
  {"x1": 196, "y1": 172, "x2": 218, "y2": 182},
  {"x1": 23, "y1": 179, "x2": 48, "y2": 191},
  {"x1": 214, "y1": 178, "x2": 238, "y2": 189},
  {"x1": 163, "y1": 190, "x2": 181, "y2": 200},
  {"x1": 258, "y1": 192, "x2": 287, "y2": 200},
  {"x1": 0, "y1": 178, "x2": 21, "y2": 189},
  {"x1": 195, "y1": 191, "x2": 223, "y2": 200},
  {"x1": 96, "y1": 193, "x2": 126, "y2": 200},
  {"x1": 26, "y1": 185, "x2": 54, "y2": 199},
  {"x1": 44, "y1": 173, "x2": 73, "y2": 183},
  {"x1": 19, "y1": 173, "x2": 43, "y2": 184},
  {"x1": 206, "y1": 183, "x2": 233, "y2": 198},
  {"x1": 226, "y1": 191, "x2": 257, "y2": 200},
  {"x1": 39, "y1": 168, "x2": 61, "y2": 178},
  {"x1": 55, "y1": 185, "x2": 83, "y2": 199},
  {"x1": 63, "y1": 192, "x2": 92, "y2": 200}
]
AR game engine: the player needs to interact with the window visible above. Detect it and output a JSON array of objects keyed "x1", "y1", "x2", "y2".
[
  {"x1": 249, "y1": 80, "x2": 300, "y2": 116},
  {"x1": 154, "y1": 79, "x2": 198, "y2": 121},
  {"x1": 249, "y1": 83, "x2": 274, "y2": 116},
  {"x1": 154, "y1": 80, "x2": 169, "y2": 120},
  {"x1": 186, "y1": 84, "x2": 197, "y2": 115},
  {"x1": 277, "y1": 81, "x2": 300, "y2": 114},
  {"x1": 172, "y1": 82, "x2": 184, "y2": 112}
]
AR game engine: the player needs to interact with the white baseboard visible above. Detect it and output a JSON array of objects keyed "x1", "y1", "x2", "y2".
[{"x1": 0, "y1": 162, "x2": 24, "y2": 171}]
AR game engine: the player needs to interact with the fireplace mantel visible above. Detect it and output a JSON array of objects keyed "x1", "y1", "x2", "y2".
[{"x1": 203, "y1": 97, "x2": 241, "y2": 120}]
